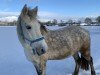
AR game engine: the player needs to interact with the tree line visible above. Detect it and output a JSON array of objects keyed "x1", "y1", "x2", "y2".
[
  {"x1": 0, "y1": 16, "x2": 100, "y2": 26},
  {"x1": 0, "y1": 21, "x2": 17, "y2": 26},
  {"x1": 42, "y1": 16, "x2": 100, "y2": 26}
]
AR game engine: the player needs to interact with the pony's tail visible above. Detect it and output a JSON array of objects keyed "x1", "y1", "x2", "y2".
[{"x1": 80, "y1": 55, "x2": 89, "y2": 71}]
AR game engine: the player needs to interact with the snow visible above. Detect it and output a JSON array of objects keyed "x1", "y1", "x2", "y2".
[
  {"x1": 80, "y1": 23, "x2": 87, "y2": 26},
  {"x1": 0, "y1": 26, "x2": 100, "y2": 75},
  {"x1": 0, "y1": 16, "x2": 18, "y2": 22},
  {"x1": 46, "y1": 25, "x2": 66, "y2": 30}
]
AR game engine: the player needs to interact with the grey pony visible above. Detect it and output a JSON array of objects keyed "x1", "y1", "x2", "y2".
[{"x1": 17, "y1": 4, "x2": 96, "y2": 75}]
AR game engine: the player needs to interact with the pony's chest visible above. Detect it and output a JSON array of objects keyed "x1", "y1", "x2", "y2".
[
  {"x1": 24, "y1": 49, "x2": 41, "y2": 64},
  {"x1": 24, "y1": 49, "x2": 34, "y2": 61}
]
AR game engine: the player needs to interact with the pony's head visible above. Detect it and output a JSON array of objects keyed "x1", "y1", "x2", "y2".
[{"x1": 17, "y1": 4, "x2": 48, "y2": 56}]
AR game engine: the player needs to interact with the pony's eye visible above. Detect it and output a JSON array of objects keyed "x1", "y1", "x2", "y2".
[{"x1": 26, "y1": 26, "x2": 31, "y2": 29}]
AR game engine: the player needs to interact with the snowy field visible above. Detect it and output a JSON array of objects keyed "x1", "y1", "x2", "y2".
[{"x1": 0, "y1": 26, "x2": 100, "y2": 75}]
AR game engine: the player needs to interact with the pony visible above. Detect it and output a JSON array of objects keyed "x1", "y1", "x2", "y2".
[{"x1": 17, "y1": 4, "x2": 96, "y2": 75}]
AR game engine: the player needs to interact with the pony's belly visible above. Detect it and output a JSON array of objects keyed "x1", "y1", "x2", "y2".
[{"x1": 46, "y1": 48, "x2": 71, "y2": 60}]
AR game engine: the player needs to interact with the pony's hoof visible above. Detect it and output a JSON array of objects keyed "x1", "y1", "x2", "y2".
[
  {"x1": 91, "y1": 71, "x2": 96, "y2": 75},
  {"x1": 72, "y1": 72, "x2": 78, "y2": 75}
]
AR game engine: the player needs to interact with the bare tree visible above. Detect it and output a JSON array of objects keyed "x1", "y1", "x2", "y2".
[
  {"x1": 96, "y1": 16, "x2": 100, "y2": 24},
  {"x1": 67, "y1": 19, "x2": 73, "y2": 25},
  {"x1": 52, "y1": 19, "x2": 57, "y2": 25},
  {"x1": 84, "y1": 17, "x2": 92, "y2": 25}
]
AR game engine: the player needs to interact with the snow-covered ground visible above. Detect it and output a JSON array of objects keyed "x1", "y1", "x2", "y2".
[{"x1": 0, "y1": 26, "x2": 100, "y2": 75}]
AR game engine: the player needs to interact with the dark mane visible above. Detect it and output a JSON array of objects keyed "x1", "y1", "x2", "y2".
[{"x1": 38, "y1": 21, "x2": 48, "y2": 34}]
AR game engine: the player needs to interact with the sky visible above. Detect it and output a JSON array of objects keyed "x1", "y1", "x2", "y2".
[{"x1": 0, "y1": 0, "x2": 100, "y2": 21}]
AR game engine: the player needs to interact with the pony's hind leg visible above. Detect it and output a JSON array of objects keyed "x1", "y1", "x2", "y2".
[
  {"x1": 90, "y1": 57, "x2": 96, "y2": 75},
  {"x1": 73, "y1": 52, "x2": 81, "y2": 75},
  {"x1": 80, "y1": 46, "x2": 96, "y2": 75}
]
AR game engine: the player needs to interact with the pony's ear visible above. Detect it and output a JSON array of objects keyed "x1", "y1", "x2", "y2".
[
  {"x1": 32, "y1": 6, "x2": 38, "y2": 15},
  {"x1": 29, "y1": 6, "x2": 38, "y2": 18},
  {"x1": 22, "y1": 4, "x2": 28, "y2": 15}
]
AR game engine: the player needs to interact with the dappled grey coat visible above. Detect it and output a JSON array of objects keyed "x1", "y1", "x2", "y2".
[{"x1": 43, "y1": 25, "x2": 90, "y2": 60}]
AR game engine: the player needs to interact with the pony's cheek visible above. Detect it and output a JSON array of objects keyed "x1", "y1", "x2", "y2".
[{"x1": 42, "y1": 40, "x2": 48, "y2": 52}]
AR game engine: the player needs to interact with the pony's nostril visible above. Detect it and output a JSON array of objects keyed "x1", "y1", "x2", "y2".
[
  {"x1": 41, "y1": 49, "x2": 46, "y2": 54},
  {"x1": 26, "y1": 26, "x2": 31, "y2": 29}
]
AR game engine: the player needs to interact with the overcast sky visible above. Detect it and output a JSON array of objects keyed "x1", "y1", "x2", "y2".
[{"x1": 0, "y1": 0, "x2": 100, "y2": 21}]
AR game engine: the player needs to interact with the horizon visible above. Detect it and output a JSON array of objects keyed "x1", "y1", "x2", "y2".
[{"x1": 0, "y1": 0, "x2": 100, "y2": 22}]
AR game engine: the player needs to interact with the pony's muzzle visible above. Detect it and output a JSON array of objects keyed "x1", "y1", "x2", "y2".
[
  {"x1": 32, "y1": 48, "x2": 46, "y2": 56},
  {"x1": 37, "y1": 48, "x2": 46, "y2": 56}
]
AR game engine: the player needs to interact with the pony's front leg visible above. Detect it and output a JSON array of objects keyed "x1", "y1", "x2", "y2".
[{"x1": 33, "y1": 60, "x2": 46, "y2": 75}]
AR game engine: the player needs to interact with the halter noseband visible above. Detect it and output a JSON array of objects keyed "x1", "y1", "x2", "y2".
[
  {"x1": 25, "y1": 36, "x2": 45, "y2": 46},
  {"x1": 25, "y1": 36, "x2": 45, "y2": 55}
]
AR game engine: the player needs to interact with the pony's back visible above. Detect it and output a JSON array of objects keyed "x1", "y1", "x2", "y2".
[{"x1": 45, "y1": 25, "x2": 90, "y2": 59}]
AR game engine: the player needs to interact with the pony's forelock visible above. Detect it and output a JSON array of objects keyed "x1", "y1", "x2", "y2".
[{"x1": 21, "y1": 5, "x2": 38, "y2": 19}]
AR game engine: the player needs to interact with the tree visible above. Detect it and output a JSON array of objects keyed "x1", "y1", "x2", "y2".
[
  {"x1": 96, "y1": 16, "x2": 100, "y2": 24},
  {"x1": 52, "y1": 19, "x2": 57, "y2": 25},
  {"x1": 46, "y1": 21, "x2": 52, "y2": 26},
  {"x1": 59, "y1": 20, "x2": 66, "y2": 26},
  {"x1": 84, "y1": 17, "x2": 92, "y2": 25},
  {"x1": 77, "y1": 20, "x2": 82, "y2": 24},
  {"x1": 77, "y1": 20, "x2": 82, "y2": 26},
  {"x1": 67, "y1": 19, "x2": 73, "y2": 25}
]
